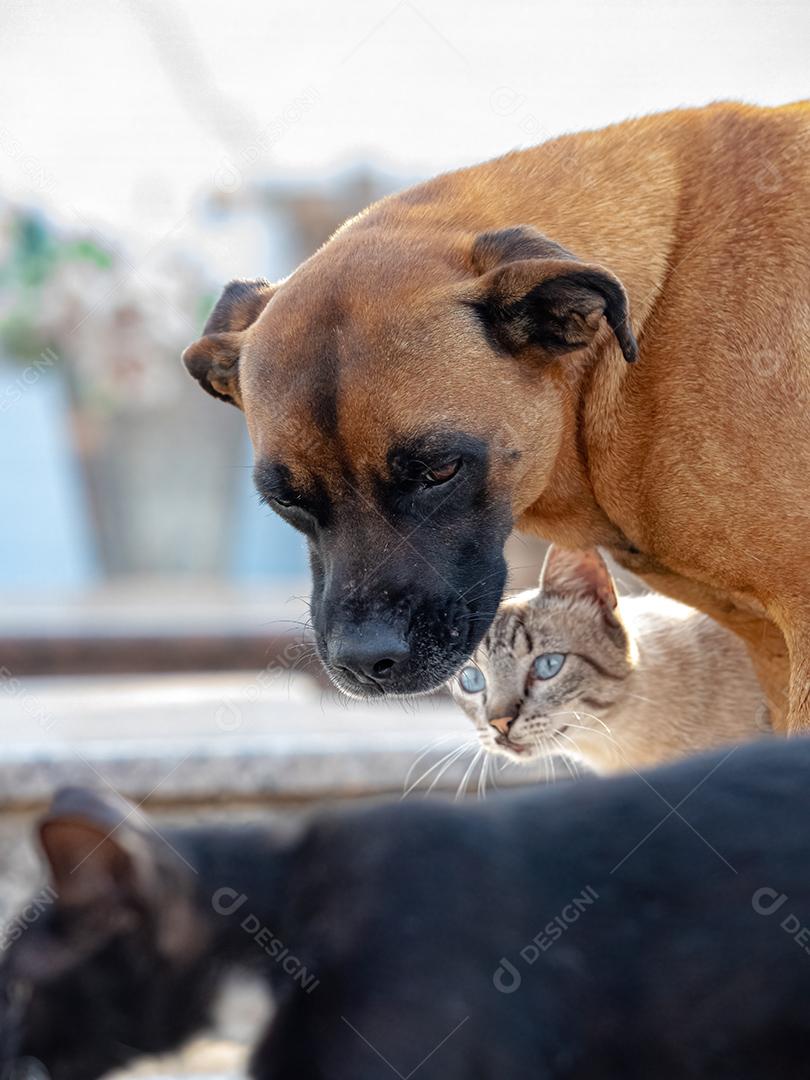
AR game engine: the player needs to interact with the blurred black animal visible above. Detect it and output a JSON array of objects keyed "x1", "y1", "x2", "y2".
[{"x1": 5, "y1": 739, "x2": 810, "y2": 1079}]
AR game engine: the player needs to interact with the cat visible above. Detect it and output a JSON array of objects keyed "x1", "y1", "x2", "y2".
[
  {"x1": 6, "y1": 740, "x2": 810, "y2": 1079},
  {"x1": 449, "y1": 546, "x2": 768, "y2": 775}
]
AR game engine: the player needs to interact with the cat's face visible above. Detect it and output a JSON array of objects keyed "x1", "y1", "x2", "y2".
[
  {"x1": 448, "y1": 547, "x2": 632, "y2": 764},
  {"x1": 3, "y1": 911, "x2": 215, "y2": 1080},
  {"x1": 0, "y1": 791, "x2": 215, "y2": 1080}
]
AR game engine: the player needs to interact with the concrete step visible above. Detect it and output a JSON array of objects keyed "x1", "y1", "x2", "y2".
[
  {"x1": 0, "y1": 670, "x2": 548, "y2": 810},
  {"x1": 0, "y1": 581, "x2": 317, "y2": 677}
]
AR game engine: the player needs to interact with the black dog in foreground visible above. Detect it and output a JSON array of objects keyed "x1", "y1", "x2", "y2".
[{"x1": 4, "y1": 738, "x2": 810, "y2": 1079}]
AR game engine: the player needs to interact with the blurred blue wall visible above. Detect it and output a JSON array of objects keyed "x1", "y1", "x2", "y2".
[
  {"x1": 0, "y1": 360, "x2": 308, "y2": 588},
  {"x1": 231, "y1": 433, "x2": 308, "y2": 581},
  {"x1": 0, "y1": 360, "x2": 96, "y2": 589}
]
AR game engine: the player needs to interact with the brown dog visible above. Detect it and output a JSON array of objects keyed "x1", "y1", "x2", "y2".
[{"x1": 183, "y1": 101, "x2": 809, "y2": 731}]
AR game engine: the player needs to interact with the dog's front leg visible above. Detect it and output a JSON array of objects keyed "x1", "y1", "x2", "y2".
[
  {"x1": 742, "y1": 628, "x2": 790, "y2": 733},
  {"x1": 780, "y1": 616, "x2": 810, "y2": 735},
  {"x1": 787, "y1": 671, "x2": 810, "y2": 736}
]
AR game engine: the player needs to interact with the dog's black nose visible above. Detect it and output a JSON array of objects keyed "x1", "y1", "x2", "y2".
[{"x1": 331, "y1": 624, "x2": 410, "y2": 685}]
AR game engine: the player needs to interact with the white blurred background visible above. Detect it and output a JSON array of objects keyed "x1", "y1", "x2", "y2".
[
  {"x1": 1, "y1": 0, "x2": 807, "y2": 593},
  {"x1": 4, "y1": 0, "x2": 809, "y2": 252}
]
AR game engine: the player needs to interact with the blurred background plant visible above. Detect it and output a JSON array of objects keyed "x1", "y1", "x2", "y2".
[
  {"x1": 0, "y1": 166, "x2": 402, "y2": 586},
  {"x1": 0, "y1": 204, "x2": 208, "y2": 410}
]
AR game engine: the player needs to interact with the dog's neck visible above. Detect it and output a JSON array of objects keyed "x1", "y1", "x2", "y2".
[
  {"x1": 514, "y1": 352, "x2": 641, "y2": 552},
  {"x1": 377, "y1": 115, "x2": 683, "y2": 316},
  {"x1": 372, "y1": 115, "x2": 687, "y2": 555}
]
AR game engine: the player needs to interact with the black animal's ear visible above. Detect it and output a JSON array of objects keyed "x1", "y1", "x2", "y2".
[
  {"x1": 182, "y1": 278, "x2": 275, "y2": 408},
  {"x1": 38, "y1": 787, "x2": 157, "y2": 910},
  {"x1": 467, "y1": 226, "x2": 637, "y2": 363},
  {"x1": 538, "y1": 546, "x2": 619, "y2": 613},
  {"x1": 37, "y1": 788, "x2": 202, "y2": 962}
]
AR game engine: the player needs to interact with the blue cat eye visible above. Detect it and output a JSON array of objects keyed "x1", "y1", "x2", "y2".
[
  {"x1": 459, "y1": 666, "x2": 486, "y2": 693},
  {"x1": 533, "y1": 653, "x2": 566, "y2": 680}
]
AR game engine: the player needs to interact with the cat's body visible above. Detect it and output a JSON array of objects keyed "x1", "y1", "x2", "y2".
[
  {"x1": 450, "y1": 547, "x2": 767, "y2": 774},
  {"x1": 6, "y1": 741, "x2": 810, "y2": 1079}
]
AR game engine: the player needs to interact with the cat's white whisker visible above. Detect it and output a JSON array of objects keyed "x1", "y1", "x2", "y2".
[
  {"x1": 535, "y1": 736, "x2": 552, "y2": 785},
  {"x1": 425, "y1": 744, "x2": 476, "y2": 797},
  {"x1": 575, "y1": 711, "x2": 615, "y2": 736},
  {"x1": 573, "y1": 711, "x2": 628, "y2": 750},
  {"x1": 477, "y1": 753, "x2": 490, "y2": 800},
  {"x1": 553, "y1": 729, "x2": 586, "y2": 778},
  {"x1": 544, "y1": 738, "x2": 559, "y2": 784},
  {"x1": 548, "y1": 732, "x2": 580, "y2": 781},
  {"x1": 492, "y1": 756, "x2": 509, "y2": 790},
  {"x1": 403, "y1": 732, "x2": 469, "y2": 793},
  {"x1": 562, "y1": 716, "x2": 624, "y2": 750},
  {"x1": 624, "y1": 692, "x2": 663, "y2": 707},
  {"x1": 547, "y1": 709, "x2": 615, "y2": 738},
  {"x1": 456, "y1": 747, "x2": 484, "y2": 800},
  {"x1": 559, "y1": 719, "x2": 614, "y2": 743},
  {"x1": 563, "y1": 717, "x2": 634, "y2": 770},
  {"x1": 488, "y1": 755, "x2": 504, "y2": 791},
  {"x1": 402, "y1": 740, "x2": 473, "y2": 798}
]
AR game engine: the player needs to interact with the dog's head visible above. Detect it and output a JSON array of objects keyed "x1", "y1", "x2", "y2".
[{"x1": 183, "y1": 222, "x2": 636, "y2": 697}]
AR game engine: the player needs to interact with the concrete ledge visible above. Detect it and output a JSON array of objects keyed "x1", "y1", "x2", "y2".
[
  {"x1": 0, "y1": 734, "x2": 531, "y2": 809},
  {"x1": 0, "y1": 581, "x2": 319, "y2": 677},
  {"x1": 0, "y1": 671, "x2": 545, "y2": 810}
]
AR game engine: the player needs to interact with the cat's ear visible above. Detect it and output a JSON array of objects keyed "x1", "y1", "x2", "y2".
[
  {"x1": 39, "y1": 787, "x2": 157, "y2": 908},
  {"x1": 36, "y1": 787, "x2": 200, "y2": 962},
  {"x1": 182, "y1": 278, "x2": 275, "y2": 408},
  {"x1": 539, "y1": 546, "x2": 619, "y2": 613}
]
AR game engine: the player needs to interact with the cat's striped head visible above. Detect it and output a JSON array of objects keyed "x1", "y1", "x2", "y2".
[{"x1": 448, "y1": 546, "x2": 633, "y2": 767}]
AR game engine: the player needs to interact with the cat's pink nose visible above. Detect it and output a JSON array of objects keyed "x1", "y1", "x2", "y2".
[{"x1": 490, "y1": 716, "x2": 513, "y2": 736}]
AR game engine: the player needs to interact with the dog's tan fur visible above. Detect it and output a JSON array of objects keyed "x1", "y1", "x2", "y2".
[{"x1": 184, "y1": 102, "x2": 810, "y2": 731}]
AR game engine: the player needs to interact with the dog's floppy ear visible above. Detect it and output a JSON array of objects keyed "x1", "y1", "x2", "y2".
[
  {"x1": 467, "y1": 226, "x2": 637, "y2": 363},
  {"x1": 182, "y1": 278, "x2": 275, "y2": 408}
]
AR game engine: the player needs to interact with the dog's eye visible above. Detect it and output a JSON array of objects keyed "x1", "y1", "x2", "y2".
[
  {"x1": 269, "y1": 492, "x2": 309, "y2": 511},
  {"x1": 423, "y1": 459, "x2": 461, "y2": 486}
]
